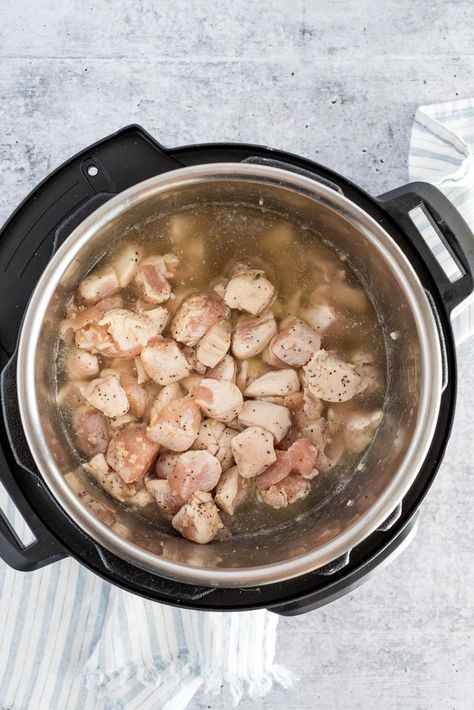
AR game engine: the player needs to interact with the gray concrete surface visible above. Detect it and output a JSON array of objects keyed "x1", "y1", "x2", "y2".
[{"x1": 1, "y1": 1, "x2": 474, "y2": 708}]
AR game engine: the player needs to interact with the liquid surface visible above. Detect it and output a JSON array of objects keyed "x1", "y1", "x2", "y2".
[{"x1": 56, "y1": 203, "x2": 387, "y2": 541}]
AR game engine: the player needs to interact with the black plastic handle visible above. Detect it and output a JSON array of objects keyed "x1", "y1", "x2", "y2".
[{"x1": 378, "y1": 182, "x2": 474, "y2": 313}]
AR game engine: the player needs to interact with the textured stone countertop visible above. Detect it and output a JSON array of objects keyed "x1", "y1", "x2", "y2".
[{"x1": 1, "y1": 1, "x2": 474, "y2": 708}]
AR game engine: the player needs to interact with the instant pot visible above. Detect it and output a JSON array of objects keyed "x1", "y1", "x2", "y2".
[{"x1": 0, "y1": 125, "x2": 472, "y2": 614}]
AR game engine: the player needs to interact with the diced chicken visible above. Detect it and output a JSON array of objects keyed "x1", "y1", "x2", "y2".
[
  {"x1": 196, "y1": 320, "x2": 232, "y2": 368},
  {"x1": 83, "y1": 453, "x2": 135, "y2": 502},
  {"x1": 182, "y1": 346, "x2": 207, "y2": 375},
  {"x1": 232, "y1": 311, "x2": 277, "y2": 358},
  {"x1": 258, "y1": 474, "x2": 310, "y2": 509},
  {"x1": 72, "y1": 405, "x2": 110, "y2": 457},
  {"x1": 127, "y1": 479, "x2": 155, "y2": 508},
  {"x1": 194, "y1": 379, "x2": 244, "y2": 423},
  {"x1": 192, "y1": 418, "x2": 226, "y2": 456},
  {"x1": 106, "y1": 423, "x2": 160, "y2": 483},
  {"x1": 60, "y1": 295, "x2": 122, "y2": 336},
  {"x1": 172, "y1": 491, "x2": 224, "y2": 544},
  {"x1": 236, "y1": 360, "x2": 249, "y2": 392},
  {"x1": 244, "y1": 369, "x2": 300, "y2": 398},
  {"x1": 328, "y1": 406, "x2": 383, "y2": 454},
  {"x1": 75, "y1": 323, "x2": 113, "y2": 354},
  {"x1": 207, "y1": 354, "x2": 236, "y2": 382},
  {"x1": 149, "y1": 383, "x2": 183, "y2": 422},
  {"x1": 140, "y1": 337, "x2": 191, "y2": 385},
  {"x1": 224, "y1": 268, "x2": 275, "y2": 315},
  {"x1": 113, "y1": 243, "x2": 143, "y2": 287},
  {"x1": 301, "y1": 418, "x2": 327, "y2": 459},
  {"x1": 136, "y1": 254, "x2": 179, "y2": 304},
  {"x1": 261, "y1": 392, "x2": 304, "y2": 412},
  {"x1": 169, "y1": 450, "x2": 222, "y2": 501},
  {"x1": 154, "y1": 452, "x2": 180, "y2": 479},
  {"x1": 262, "y1": 344, "x2": 287, "y2": 369},
  {"x1": 215, "y1": 427, "x2": 237, "y2": 471},
  {"x1": 147, "y1": 397, "x2": 201, "y2": 452},
  {"x1": 300, "y1": 302, "x2": 337, "y2": 334},
  {"x1": 303, "y1": 349, "x2": 362, "y2": 402},
  {"x1": 109, "y1": 413, "x2": 137, "y2": 429},
  {"x1": 231, "y1": 426, "x2": 276, "y2": 478},
  {"x1": 98, "y1": 308, "x2": 158, "y2": 358},
  {"x1": 317, "y1": 439, "x2": 345, "y2": 472},
  {"x1": 255, "y1": 438, "x2": 317, "y2": 489},
  {"x1": 136, "y1": 303, "x2": 170, "y2": 333},
  {"x1": 179, "y1": 374, "x2": 203, "y2": 394},
  {"x1": 145, "y1": 476, "x2": 182, "y2": 516},
  {"x1": 238, "y1": 400, "x2": 291, "y2": 443},
  {"x1": 134, "y1": 356, "x2": 149, "y2": 384},
  {"x1": 215, "y1": 466, "x2": 249, "y2": 515},
  {"x1": 119, "y1": 373, "x2": 148, "y2": 418},
  {"x1": 76, "y1": 266, "x2": 119, "y2": 306},
  {"x1": 67, "y1": 349, "x2": 100, "y2": 380},
  {"x1": 269, "y1": 318, "x2": 321, "y2": 367},
  {"x1": 81, "y1": 374, "x2": 129, "y2": 418},
  {"x1": 171, "y1": 294, "x2": 230, "y2": 347},
  {"x1": 211, "y1": 276, "x2": 227, "y2": 299}
]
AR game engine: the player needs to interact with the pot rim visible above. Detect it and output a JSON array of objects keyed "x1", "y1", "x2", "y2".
[{"x1": 17, "y1": 162, "x2": 443, "y2": 587}]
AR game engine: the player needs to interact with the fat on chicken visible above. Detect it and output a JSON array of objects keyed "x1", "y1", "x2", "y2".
[{"x1": 135, "y1": 254, "x2": 179, "y2": 304}]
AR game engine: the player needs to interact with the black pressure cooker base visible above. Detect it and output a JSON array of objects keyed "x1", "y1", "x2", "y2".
[{"x1": 0, "y1": 125, "x2": 459, "y2": 614}]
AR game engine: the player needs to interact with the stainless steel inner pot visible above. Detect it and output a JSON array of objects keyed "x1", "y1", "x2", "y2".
[{"x1": 16, "y1": 164, "x2": 443, "y2": 587}]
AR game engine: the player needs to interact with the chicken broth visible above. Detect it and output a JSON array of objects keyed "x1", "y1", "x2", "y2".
[{"x1": 57, "y1": 203, "x2": 386, "y2": 543}]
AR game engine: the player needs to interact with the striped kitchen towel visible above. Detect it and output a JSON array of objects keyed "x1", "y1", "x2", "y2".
[
  {"x1": 408, "y1": 97, "x2": 474, "y2": 343},
  {"x1": 0, "y1": 490, "x2": 294, "y2": 710}
]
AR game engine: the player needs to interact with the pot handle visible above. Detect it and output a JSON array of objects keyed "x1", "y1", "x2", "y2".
[
  {"x1": 377, "y1": 182, "x2": 474, "y2": 314},
  {"x1": 0, "y1": 502, "x2": 66, "y2": 572}
]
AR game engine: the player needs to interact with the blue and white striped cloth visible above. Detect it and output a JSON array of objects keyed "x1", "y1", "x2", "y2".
[
  {"x1": 0, "y1": 491, "x2": 294, "y2": 710},
  {"x1": 408, "y1": 97, "x2": 474, "y2": 344}
]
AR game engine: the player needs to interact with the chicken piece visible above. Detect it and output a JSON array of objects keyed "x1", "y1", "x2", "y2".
[
  {"x1": 224, "y1": 268, "x2": 275, "y2": 315},
  {"x1": 56, "y1": 381, "x2": 86, "y2": 409},
  {"x1": 171, "y1": 293, "x2": 230, "y2": 347},
  {"x1": 255, "y1": 438, "x2": 317, "y2": 488},
  {"x1": 154, "y1": 452, "x2": 180, "y2": 478},
  {"x1": 231, "y1": 426, "x2": 276, "y2": 478},
  {"x1": 119, "y1": 373, "x2": 148, "y2": 418},
  {"x1": 328, "y1": 406, "x2": 383, "y2": 454},
  {"x1": 301, "y1": 418, "x2": 327, "y2": 458},
  {"x1": 64, "y1": 471, "x2": 116, "y2": 526},
  {"x1": 232, "y1": 311, "x2": 277, "y2": 359},
  {"x1": 106, "y1": 423, "x2": 160, "y2": 483},
  {"x1": 140, "y1": 337, "x2": 191, "y2": 386},
  {"x1": 196, "y1": 320, "x2": 232, "y2": 368},
  {"x1": 81, "y1": 374, "x2": 129, "y2": 418},
  {"x1": 169, "y1": 450, "x2": 222, "y2": 501},
  {"x1": 262, "y1": 344, "x2": 287, "y2": 369},
  {"x1": 255, "y1": 450, "x2": 292, "y2": 489},
  {"x1": 67, "y1": 348, "x2": 100, "y2": 380},
  {"x1": 60, "y1": 295, "x2": 122, "y2": 336},
  {"x1": 136, "y1": 302, "x2": 170, "y2": 333},
  {"x1": 194, "y1": 378, "x2": 244, "y2": 423},
  {"x1": 72, "y1": 405, "x2": 110, "y2": 457},
  {"x1": 177, "y1": 374, "x2": 203, "y2": 394},
  {"x1": 182, "y1": 346, "x2": 207, "y2": 375},
  {"x1": 149, "y1": 382, "x2": 183, "y2": 422},
  {"x1": 172, "y1": 491, "x2": 223, "y2": 544},
  {"x1": 109, "y1": 413, "x2": 137, "y2": 429},
  {"x1": 147, "y1": 396, "x2": 201, "y2": 452},
  {"x1": 134, "y1": 355, "x2": 149, "y2": 384},
  {"x1": 300, "y1": 302, "x2": 337, "y2": 334},
  {"x1": 211, "y1": 276, "x2": 227, "y2": 299},
  {"x1": 113, "y1": 243, "x2": 143, "y2": 287},
  {"x1": 98, "y1": 308, "x2": 158, "y2": 358},
  {"x1": 244, "y1": 369, "x2": 300, "y2": 398},
  {"x1": 238, "y1": 400, "x2": 291, "y2": 443},
  {"x1": 145, "y1": 476, "x2": 182, "y2": 516},
  {"x1": 75, "y1": 323, "x2": 113, "y2": 354},
  {"x1": 76, "y1": 266, "x2": 119, "y2": 306},
  {"x1": 83, "y1": 453, "x2": 135, "y2": 502},
  {"x1": 258, "y1": 474, "x2": 310, "y2": 509},
  {"x1": 127, "y1": 479, "x2": 155, "y2": 508},
  {"x1": 236, "y1": 360, "x2": 249, "y2": 392},
  {"x1": 215, "y1": 427, "x2": 237, "y2": 471},
  {"x1": 269, "y1": 318, "x2": 321, "y2": 367},
  {"x1": 317, "y1": 439, "x2": 345, "y2": 472},
  {"x1": 207, "y1": 354, "x2": 236, "y2": 382},
  {"x1": 261, "y1": 392, "x2": 304, "y2": 412},
  {"x1": 304, "y1": 349, "x2": 362, "y2": 403},
  {"x1": 192, "y1": 418, "x2": 226, "y2": 456},
  {"x1": 215, "y1": 466, "x2": 249, "y2": 515},
  {"x1": 135, "y1": 254, "x2": 179, "y2": 304}
]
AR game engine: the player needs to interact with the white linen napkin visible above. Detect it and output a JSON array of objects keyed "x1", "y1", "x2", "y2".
[
  {"x1": 408, "y1": 97, "x2": 474, "y2": 343},
  {"x1": 0, "y1": 489, "x2": 294, "y2": 710}
]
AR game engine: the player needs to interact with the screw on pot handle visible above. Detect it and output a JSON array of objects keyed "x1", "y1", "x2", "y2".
[{"x1": 377, "y1": 182, "x2": 474, "y2": 314}]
